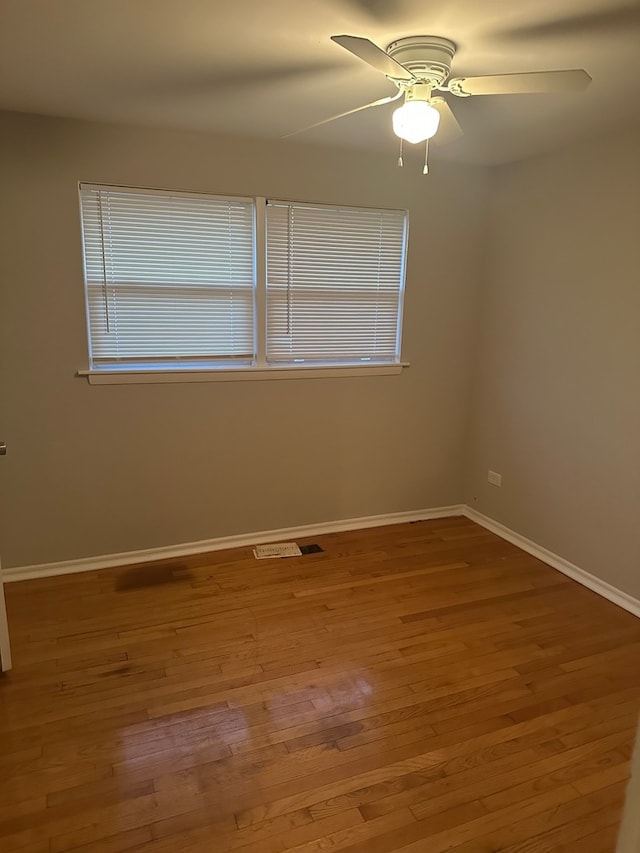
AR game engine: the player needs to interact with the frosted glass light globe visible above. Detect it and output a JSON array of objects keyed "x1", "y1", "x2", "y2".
[{"x1": 392, "y1": 101, "x2": 441, "y2": 144}]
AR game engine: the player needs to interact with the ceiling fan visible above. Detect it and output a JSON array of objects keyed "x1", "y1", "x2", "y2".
[{"x1": 284, "y1": 35, "x2": 592, "y2": 173}]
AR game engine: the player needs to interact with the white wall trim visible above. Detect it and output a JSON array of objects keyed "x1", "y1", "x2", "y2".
[
  {"x1": 6, "y1": 504, "x2": 640, "y2": 623},
  {"x1": 78, "y1": 362, "x2": 408, "y2": 385},
  {"x1": 463, "y1": 506, "x2": 640, "y2": 619},
  {"x1": 2, "y1": 505, "x2": 465, "y2": 582},
  {"x1": 617, "y1": 718, "x2": 640, "y2": 852},
  {"x1": 0, "y1": 560, "x2": 12, "y2": 671}
]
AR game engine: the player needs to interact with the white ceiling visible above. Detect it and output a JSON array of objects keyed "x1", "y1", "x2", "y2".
[{"x1": 1, "y1": 0, "x2": 639, "y2": 165}]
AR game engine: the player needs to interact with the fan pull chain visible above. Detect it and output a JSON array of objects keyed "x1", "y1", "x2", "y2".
[
  {"x1": 423, "y1": 139, "x2": 429, "y2": 175},
  {"x1": 397, "y1": 138, "x2": 404, "y2": 168}
]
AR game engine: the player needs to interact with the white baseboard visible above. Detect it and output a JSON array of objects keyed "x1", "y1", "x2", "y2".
[
  {"x1": 463, "y1": 506, "x2": 640, "y2": 620},
  {"x1": 5, "y1": 504, "x2": 639, "y2": 622},
  {"x1": 2, "y1": 504, "x2": 465, "y2": 582}
]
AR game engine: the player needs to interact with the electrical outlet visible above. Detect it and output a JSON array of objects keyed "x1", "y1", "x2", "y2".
[{"x1": 488, "y1": 470, "x2": 502, "y2": 487}]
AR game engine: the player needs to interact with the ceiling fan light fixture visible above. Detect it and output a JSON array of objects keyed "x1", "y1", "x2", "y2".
[{"x1": 392, "y1": 100, "x2": 440, "y2": 144}]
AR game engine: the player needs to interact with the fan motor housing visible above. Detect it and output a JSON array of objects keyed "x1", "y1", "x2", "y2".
[{"x1": 386, "y1": 36, "x2": 456, "y2": 87}]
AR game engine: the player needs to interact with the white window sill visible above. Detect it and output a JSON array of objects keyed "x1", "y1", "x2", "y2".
[{"x1": 77, "y1": 363, "x2": 409, "y2": 385}]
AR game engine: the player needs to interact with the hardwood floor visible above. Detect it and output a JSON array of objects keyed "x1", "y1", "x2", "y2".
[{"x1": 1, "y1": 517, "x2": 639, "y2": 852}]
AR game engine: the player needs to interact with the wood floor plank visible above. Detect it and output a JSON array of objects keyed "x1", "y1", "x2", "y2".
[
  {"x1": 441, "y1": 781, "x2": 627, "y2": 853},
  {"x1": 1, "y1": 517, "x2": 637, "y2": 852}
]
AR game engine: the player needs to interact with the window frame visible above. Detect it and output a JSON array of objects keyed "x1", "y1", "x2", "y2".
[{"x1": 77, "y1": 184, "x2": 410, "y2": 385}]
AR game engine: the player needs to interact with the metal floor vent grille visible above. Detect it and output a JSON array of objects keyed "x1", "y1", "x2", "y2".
[{"x1": 253, "y1": 542, "x2": 302, "y2": 559}]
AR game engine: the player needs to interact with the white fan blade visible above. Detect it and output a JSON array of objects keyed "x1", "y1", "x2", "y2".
[
  {"x1": 431, "y1": 98, "x2": 463, "y2": 145},
  {"x1": 449, "y1": 69, "x2": 591, "y2": 96},
  {"x1": 331, "y1": 35, "x2": 416, "y2": 81},
  {"x1": 281, "y1": 90, "x2": 403, "y2": 139}
]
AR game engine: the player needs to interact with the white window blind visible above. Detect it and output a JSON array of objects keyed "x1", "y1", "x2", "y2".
[
  {"x1": 79, "y1": 185, "x2": 255, "y2": 367},
  {"x1": 266, "y1": 200, "x2": 407, "y2": 365}
]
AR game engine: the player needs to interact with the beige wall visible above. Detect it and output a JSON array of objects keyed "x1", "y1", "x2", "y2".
[
  {"x1": 0, "y1": 110, "x2": 488, "y2": 567},
  {"x1": 466, "y1": 128, "x2": 640, "y2": 599}
]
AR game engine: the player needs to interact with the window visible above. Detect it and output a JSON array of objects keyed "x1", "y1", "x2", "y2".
[
  {"x1": 79, "y1": 184, "x2": 408, "y2": 382},
  {"x1": 79, "y1": 185, "x2": 255, "y2": 368},
  {"x1": 266, "y1": 201, "x2": 407, "y2": 366}
]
